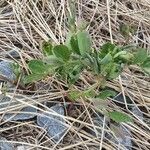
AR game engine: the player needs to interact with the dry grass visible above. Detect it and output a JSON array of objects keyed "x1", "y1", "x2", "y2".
[{"x1": 0, "y1": 0, "x2": 150, "y2": 149}]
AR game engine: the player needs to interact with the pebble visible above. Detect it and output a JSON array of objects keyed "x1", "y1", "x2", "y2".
[
  {"x1": 0, "y1": 137, "x2": 14, "y2": 150},
  {"x1": 37, "y1": 104, "x2": 68, "y2": 143},
  {"x1": 0, "y1": 61, "x2": 16, "y2": 82},
  {"x1": 0, "y1": 95, "x2": 37, "y2": 121},
  {"x1": 131, "y1": 106, "x2": 143, "y2": 121}
]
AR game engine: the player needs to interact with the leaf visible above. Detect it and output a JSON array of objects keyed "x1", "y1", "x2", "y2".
[
  {"x1": 101, "y1": 53, "x2": 112, "y2": 65},
  {"x1": 77, "y1": 31, "x2": 91, "y2": 56},
  {"x1": 65, "y1": 32, "x2": 73, "y2": 50},
  {"x1": 70, "y1": 36, "x2": 80, "y2": 55},
  {"x1": 101, "y1": 62, "x2": 112, "y2": 76},
  {"x1": 68, "y1": 90, "x2": 81, "y2": 101},
  {"x1": 97, "y1": 89, "x2": 117, "y2": 100},
  {"x1": 28, "y1": 60, "x2": 48, "y2": 74},
  {"x1": 133, "y1": 49, "x2": 148, "y2": 64},
  {"x1": 108, "y1": 63, "x2": 122, "y2": 79},
  {"x1": 119, "y1": 23, "x2": 135, "y2": 37},
  {"x1": 11, "y1": 63, "x2": 21, "y2": 77},
  {"x1": 101, "y1": 62, "x2": 122, "y2": 79},
  {"x1": 108, "y1": 111, "x2": 132, "y2": 123},
  {"x1": 23, "y1": 73, "x2": 46, "y2": 84},
  {"x1": 63, "y1": 60, "x2": 82, "y2": 84},
  {"x1": 42, "y1": 41, "x2": 53, "y2": 56},
  {"x1": 53, "y1": 45, "x2": 71, "y2": 61},
  {"x1": 141, "y1": 57, "x2": 150, "y2": 74},
  {"x1": 68, "y1": 1, "x2": 76, "y2": 31},
  {"x1": 114, "y1": 51, "x2": 134, "y2": 64},
  {"x1": 43, "y1": 55, "x2": 63, "y2": 67},
  {"x1": 83, "y1": 90, "x2": 96, "y2": 98},
  {"x1": 99, "y1": 43, "x2": 119, "y2": 58},
  {"x1": 119, "y1": 24, "x2": 131, "y2": 37}
]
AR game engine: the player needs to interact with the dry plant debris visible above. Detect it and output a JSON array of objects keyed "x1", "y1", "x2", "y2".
[{"x1": 0, "y1": 0, "x2": 150, "y2": 150}]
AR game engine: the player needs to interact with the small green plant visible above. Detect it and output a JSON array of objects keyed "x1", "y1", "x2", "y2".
[
  {"x1": 20, "y1": 23, "x2": 150, "y2": 123},
  {"x1": 7, "y1": 7, "x2": 146, "y2": 124},
  {"x1": 119, "y1": 23, "x2": 135, "y2": 38}
]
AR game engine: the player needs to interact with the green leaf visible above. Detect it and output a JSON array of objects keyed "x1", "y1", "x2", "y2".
[
  {"x1": 23, "y1": 73, "x2": 46, "y2": 84},
  {"x1": 42, "y1": 41, "x2": 53, "y2": 56},
  {"x1": 11, "y1": 63, "x2": 21, "y2": 77},
  {"x1": 114, "y1": 51, "x2": 134, "y2": 64},
  {"x1": 68, "y1": 1, "x2": 76, "y2": 31},
  {"x1": 70, "y1": 36, "x2": 80, "y2": 55},
  {"x1": 133, "y1": 49, "x2": 148, "y2": 64},
  {"x1": 28, "y1": 60, "x2": 48, "y2": 74},
  {"x1": 108, "y1": 111, "x2": 132, "y2": 123},
  {"x1": 119, "y1": 24, "x2": 131, "y2": 37},
  {"x1": 43, "y1": 55, "x2": 63, "y2": 67},
  {"x1": 63, "y1": 60, "x2": 83, "y2": 84},
  {"x1": 97, "y1": 90, "x2": 117, "y2": 100},
  {"x1": 65, "y1": 32, "x2": 73, "y2": 50},
  {"x1": 101, "y1": 53, "x2": 112, "y2": 64},
  {"x1": 108, "y1": 63, "x2": 122, "y2": 79},
  {"x1": 68, "y1": 90, "x2": 81, "y2": 101},
  {"x1": 77, "y1": 31, "x2": 91, "y2": 56},
  {"x1": 68, "y1": 89, "x2": 96, "y2": 101},
  {"x1": 53, "y1": 45, "x2": 71, "y2": 61},
  {"x1": 99, "y1": 43, "x2": 119, "y2": 58},
  {"x1": 141, "y1": 57, "x2": 150, "y2": 74},
  {"x1": 101, "y1": 62, "x2": 112, "y2": 76},
  {"x1": 83, "y1": 89, "x2": 96, "y2": 98}
]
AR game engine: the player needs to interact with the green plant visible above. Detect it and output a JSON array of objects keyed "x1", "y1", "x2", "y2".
[{"x1": 17, "y1": 19, "x2": 149, "y2": 123}]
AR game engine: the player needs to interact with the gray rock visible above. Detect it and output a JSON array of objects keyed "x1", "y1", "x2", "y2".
[
  {"x1": 131, "y1": 106, "x2": 143, "y2": 120},
  {"x1": 0, "y1": 137, "x2": 14, "y2": 150},
  {"x1": 17, "y1": 145, "x2": 30, "y2": 150},
  {"x1": 6, "y1": 50, "x2": 20, "y2": 59},
  {"x1": 0, "y1": 95, "x2": 37, "y2": 121},
  {"x1": 117, "y1": 125, "x2": 132, "y2": 150},
  {"x1": 113, "y1": 93, "x2": 133, "y2": 108},
  {"x1": 91, "y1": 114, "x2": 108, "y2": 138},
  {"x1": 37, "y1": 104, "x2": 68, "y2": 143},
  {"x1": 107, "y1": 125, "x2": 132, "y2": 150},
  {"x1": 0, "y1": 95, "x2": 18, "y2": 110},
  {"x1": 0, "y1": 61, "x2": 16, "y2": 82},
  {"x1": 3, "y1": 106, "x2": 37, "y2": 121}
]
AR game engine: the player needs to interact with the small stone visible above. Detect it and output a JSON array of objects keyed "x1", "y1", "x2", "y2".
[
  {"x1": 0, "y1": 95, "x2": 18, "y2": 110},
  {"x1": 17, "y1": 145, "x2": 30, "y2": 150},
  {"x1": 0, "y1": 137, "x2": 14, "y2": 150},
  {"x1": 6, "y1": 50, "x2": 20, "y2": 59},
  {"x1": 117, "y1": 125, "x2": 132, "y2": 150},
  {"x1": 113, "y1": 93, "x2": 132, "y2": 108},
  {"x1": 92, "y1": 114, "x2": 108, "y2": 138},
  {"x1": 3, "y1": 106, "x2": 37, "y2": 121},
  {"x1": 37, "y1": 104, "x2": 68, "y2": 143},
  {"x1": 131, "y1": 106, "x2": 143, "y2": 120},
  {"x1": 0, "y1": 61, "x2": 16, "y2": 82},
  {"x1": 0, "y1": 95, "x2": 37, "y2": 121},
  {"x1": 107, "y1": 124, "x2": 132, "y2": 150}
]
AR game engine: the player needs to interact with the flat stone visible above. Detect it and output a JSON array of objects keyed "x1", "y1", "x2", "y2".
[
  {"x1": 107, "y1": 124, "x2": 132, "y2": 150},
  {"x1": 6, "y1": 50, "x2": 20, "y2": 59},
  {"x1": 0, "y1": 61, "x2": 16, "y2": 82},
  {"x1": 131, "y1": 106, "x2": 143, "y2": 120},
  {"x1": 0, "y1": 95, "x2": 18, "y2": 110},
  {"x1": 3, "y1": 106, "x2": 37, "y2": 121},
  {"x1": 37, "y1": 104, "x2": 68, "y2": 143},
  {"x1": 17, "y1": 145, "x2": 30, "y2": 150},
  {"x1": 0, "y1": 95, "x2": 37, "y2": 121},
  {"x1": 92, "y1": 114, "x2": 108, "y2": 138},
  {"x1": 0, "y1": 137, "x2": 14, "y2": 150},
  {"x1": 113, "y1": 93, "x2": 133, "y2": 108},
  {"x1": 117, "y1": 125, "x2": 132, "y2": 150}
]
